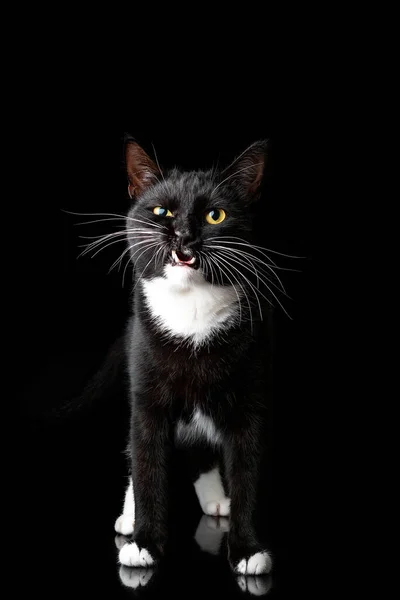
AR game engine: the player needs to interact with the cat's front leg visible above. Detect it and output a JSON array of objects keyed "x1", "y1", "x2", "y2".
[
  {"x1": 224, "y1": 422, "x2": 272, "y2": 575},
  {"x1": 118, "y1": 404, "x2": 171, "y2": 568}
]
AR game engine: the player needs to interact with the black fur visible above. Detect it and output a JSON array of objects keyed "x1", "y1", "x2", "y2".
[{"x1": 121, "y1": 137, "x2": 274, "y2": 571}]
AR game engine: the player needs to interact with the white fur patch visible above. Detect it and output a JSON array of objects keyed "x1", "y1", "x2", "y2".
[
  {"x1": 141, "y1": 266, "x2": 239, "y2": 345},
  {"x1": 194, "y1": 467, "x2": 231, "y2": 516},
  {"x1": 119, "y1": 542, "x2": 154, "y2": 567},
  {"x1": 115, "y1": 478, "x2": 135, "y2": 535},
  {"x1": 235, "y1": 552, "x2": 272, "y2": 575},
  {"x1": 176, "y1": 409, "x2": 222, "y2": 447}
]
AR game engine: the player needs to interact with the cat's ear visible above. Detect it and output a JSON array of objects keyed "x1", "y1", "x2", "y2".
[
  {"x1": 221, "y1": 140, "x2": 268, "y2": 202},
  {"x1": 124, "y1": 136, "x2": 161, "y2": 198}
]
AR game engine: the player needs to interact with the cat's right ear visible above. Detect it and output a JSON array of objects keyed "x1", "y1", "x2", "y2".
[{"x1": 124, "y1": 136, "x2": 161, "y2": 198}]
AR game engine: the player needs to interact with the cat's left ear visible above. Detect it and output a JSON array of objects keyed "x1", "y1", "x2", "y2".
[
  {"x1": 124, "y1": 136, "x2": 161, "y2": 198},
  {"x1": 222, "y1": 140, "x2": 268, "y2": 202}
]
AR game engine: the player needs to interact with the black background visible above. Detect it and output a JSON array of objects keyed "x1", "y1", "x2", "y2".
[{"x1": 15, "y1": 77, "x2": 317, "y2": 598}]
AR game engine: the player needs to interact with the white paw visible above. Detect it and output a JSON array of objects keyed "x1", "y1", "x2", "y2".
[
  {"x1": 236, "y1": 575, "x2": 272, "y2": 596},
  {"x1": 119, "y1": 542, "x2": 154, "y2": 567},
  {"x1": 204, "y1": 498, "x2": 231, "y2": 516},
  {"x1": 119, "y1": 566, "x2": 155, "y2": 589},
  {"x1": 114, "y1": 514, "x2": 135, "y2": 536},
  {"x1": 235, "y1": 552, "x2": 272, "y2": 575}
]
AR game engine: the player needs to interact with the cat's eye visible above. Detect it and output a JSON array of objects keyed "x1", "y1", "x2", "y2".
[
  {"x1": 153, "y1": 206, "x2": 173, "y2": 217},
  {"x1": 205, "y1": 208, "x2": 226, "y2": 225}
]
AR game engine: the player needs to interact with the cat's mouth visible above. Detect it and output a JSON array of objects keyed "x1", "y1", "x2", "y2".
[{"x1": 171, "y1": 249, "x2": 197, "y2": 267}]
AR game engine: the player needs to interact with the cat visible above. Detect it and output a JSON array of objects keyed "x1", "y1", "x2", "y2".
[{"x1": 111, "y1": 136, "x2": 280, "y2": 575}]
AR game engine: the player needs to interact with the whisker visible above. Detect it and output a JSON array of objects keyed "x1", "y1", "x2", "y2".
[
  {"x1": 91, "y1": 236, "x2": 157, "y2": 261},
  {"x1": 204, "y1": 244, "x2": 292, "y2": 289},
  {"x1": 108, "y1": 238, "x2": 159, "y2": 273},
  {"x1": 63, "y1": 210, "x2": 167, "y2": 230},
  {"x1": 79, "y1": 234, "x2": 157, "y2": 259},
  {"x1": 213, "y1": 252, "x2": 261, "y2": 326},
  {"x1": 131, "y1": 242, "x2": 164, "y2": 290},
  {"x1": 216, "y1": 249, "x2": 290, "y2": 297},
  {"x1": 78, "y1": 230, "x2": 157, "y2": 253},
  {"x1": 216, "y1": 251, "x2": 291, "y2": 319},
  {"x1": 199, "y1": 251, "x2": 214, "y2": 287},
  {"x1": 207, "y1": 254, "x2": 244, "y2": 326},
  {"x1": 208, "y1": 237, "x2": 305, "y2": 259},
  {"x1": 123, "y1": 241, "x2": 162, "y2": 288},
  {"x1": 79, "y1": 228, "x2": 158, "y2": 241}
]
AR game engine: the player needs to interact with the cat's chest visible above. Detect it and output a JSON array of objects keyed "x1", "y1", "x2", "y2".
[
  {"x1": 175, "y1": 408, "x2": 222, "y2": 446},
  {"x1": 141, "y1": 277, "x2": 239, "y2": 345}
]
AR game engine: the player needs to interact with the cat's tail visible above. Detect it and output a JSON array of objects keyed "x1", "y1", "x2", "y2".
[{"x1": 39, "y1": 333, "x2": 127, "y2": 424}]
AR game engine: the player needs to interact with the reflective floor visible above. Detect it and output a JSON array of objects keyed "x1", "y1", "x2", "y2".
[{"x1": 19, "y1": 389, "x2": 313, "y2": 599}]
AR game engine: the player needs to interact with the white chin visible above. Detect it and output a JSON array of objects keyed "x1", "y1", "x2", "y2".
[{"x1": 164, "y1": 264, "x2": 203, "y2": 289}]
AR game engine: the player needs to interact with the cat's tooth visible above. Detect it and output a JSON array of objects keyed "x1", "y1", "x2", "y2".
[{"x1": 172, "y1": 250, "x2": 179, "y2": 263}]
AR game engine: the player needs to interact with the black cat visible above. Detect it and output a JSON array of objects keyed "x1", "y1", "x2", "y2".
[{"x1": 113, "y1": 137, "x2": 280, "y2": 575}]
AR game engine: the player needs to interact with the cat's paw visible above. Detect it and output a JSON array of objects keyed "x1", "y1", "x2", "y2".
[
  {"x1": 232, "y1": 551, "x2": 272, "y2": 575},
  {"x1": 118, "y1": 566, "x2": 155, "y2": 589},
  {"x1": 236, "y1": 575, "x2": 273, "y2": 596},
  {"x1": 204, "y1": 497, "x2": 231, "y2": 517},
  {"x1": 114, "y1": 513, "x2": 135, "y2": 536},
  {"x1": 119, "y1": 542, "x2": 155, "y2": 567}
]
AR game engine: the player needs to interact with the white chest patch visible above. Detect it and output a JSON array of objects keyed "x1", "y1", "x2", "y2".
[
  {"x1": 176, "y1": 409, "x2": 222, "y2": 446},
  {"x1": 141, "y1": 265, "x2": 239, "y2": 345}
]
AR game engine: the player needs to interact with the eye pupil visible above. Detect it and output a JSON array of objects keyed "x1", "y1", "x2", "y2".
[
  {"x1": 153, "y1": 206, "x2": 172, "y2": 217},
  {"x1": 205, "y1": 208, "x2": 226, "y2": 225}
]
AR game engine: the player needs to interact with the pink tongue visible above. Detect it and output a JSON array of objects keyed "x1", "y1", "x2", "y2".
[{"x1": 176, "y1": 250, "x2": 192, "y2": 262}]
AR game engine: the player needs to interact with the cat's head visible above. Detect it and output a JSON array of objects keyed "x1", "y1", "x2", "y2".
[{"x1": 124, "y1": 137, "x2": 268, "y2": 289}]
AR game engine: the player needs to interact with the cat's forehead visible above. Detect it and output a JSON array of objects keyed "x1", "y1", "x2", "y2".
[{"x1": 166, "y1": 169, "x2": 216, "y2": 195}]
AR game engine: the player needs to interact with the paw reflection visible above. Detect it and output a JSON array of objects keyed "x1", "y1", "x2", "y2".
[
  {"x1": 119, "y1": 566, "x2": 155, "y2": 589},
  {"x1": 194, "y1": 514, "x2": 230, "y2": 555},
  {"x1": 236, "y1": 575, "x2": 272, "y2": 596}
]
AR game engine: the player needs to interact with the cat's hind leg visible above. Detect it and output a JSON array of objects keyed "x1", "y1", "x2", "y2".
[
  {"x1": 115, "y1": 477, "x2": 135, "y2": 535},
  {"x1": 194, "y1": 466, "x2": 231, "y2": 517},
  {"x1": 186, "y1": 444, "x2": 231, "y2": 517}
]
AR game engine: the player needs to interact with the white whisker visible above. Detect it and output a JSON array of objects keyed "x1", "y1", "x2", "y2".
[
  {"x1": 213, "y1": 252, "x2": 261, "y2": 326},
  {"x1": 80, "y1": 234, "x2": 157, "y2": 260},
  {"x1": 204, "y1": 244, "x2": 287, "y2": 291},
  {"x1": 108, "y1": 238, "x2": 159, "y2": 273},
  {"x1": 208, "y1": 236, "x2": 305, "y2": 259},
  {"x1": 123, "y1": 241, "x2": 162, "y2": 288},
  {"x1": 216, "y1": 249, "x2": 290, "y2": 297},
  {"x1": 207, "y1": 254, "x2": 244, "y2": 326},
  {"x1": 215, "y1": 251, "x2": 291, "y2": 319}
]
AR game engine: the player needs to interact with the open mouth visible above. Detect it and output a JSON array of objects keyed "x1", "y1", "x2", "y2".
[{"x1": 171, "y1": 249, "x2": 196, "y2": 266}]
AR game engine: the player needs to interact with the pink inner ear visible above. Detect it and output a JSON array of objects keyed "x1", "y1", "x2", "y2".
[{"x1": 126, "y1": 141, "x2": 160, "y2": 197}]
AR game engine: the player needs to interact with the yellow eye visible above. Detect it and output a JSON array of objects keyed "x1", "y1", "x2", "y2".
[
  {"x1": 153, "y1": 206, "x2": 173, "y2": 217},
  {"x1": 205, "y1": 208, "x2": 226, "y2": 224}
]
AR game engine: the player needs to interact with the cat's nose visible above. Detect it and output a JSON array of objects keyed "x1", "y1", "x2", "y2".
[{"x1": 176, "y1": 230, "x2": 197, "y2": 249}]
